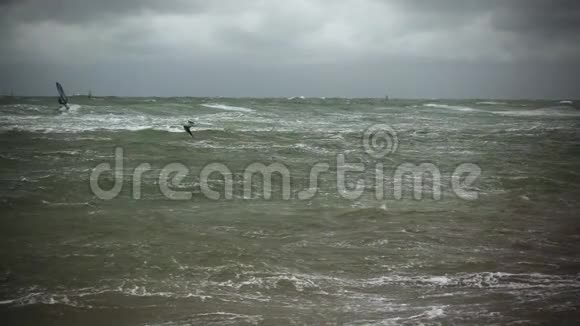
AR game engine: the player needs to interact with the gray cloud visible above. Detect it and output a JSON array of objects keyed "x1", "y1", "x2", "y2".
[
  {"x1": 1, "y1": 0, "x2": 579, "y2": 98},
  {"x1": 494, "y1": 0, "x2": 580, "y2": 38},
  {"x1": 0, "y1": 0, "x2": 196, "y2": 23}
]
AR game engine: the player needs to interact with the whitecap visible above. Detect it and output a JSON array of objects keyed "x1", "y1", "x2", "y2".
[
  {"x1": 292, "y1": 143, "x2": 329, "y2": 155},
  {"x1": 494, "y1": 106, "x2": 580, "y2": 117},
  {"x1": 477, "y1": 101, "x2": 507, "y2": 105},
  {"x1": 424, "y1": 103, "x2": 478, "y2": 112},
  {"x1": 200, "y1": 103, "x2": 254, "y2": 113},
  {"x1": 59, "y1": 104, "x2": 82, "y2": 114}
]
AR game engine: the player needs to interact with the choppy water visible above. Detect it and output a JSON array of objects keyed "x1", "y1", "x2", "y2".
[{"x1": 1, "y1": 96, "x2": 579, "y2": 325}]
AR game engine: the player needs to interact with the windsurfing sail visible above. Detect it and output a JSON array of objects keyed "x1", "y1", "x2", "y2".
[{"x1": 56, "y1": 82, "x2": 68, "y2": 107}]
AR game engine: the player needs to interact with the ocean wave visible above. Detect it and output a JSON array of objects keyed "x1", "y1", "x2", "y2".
[
  {"x1": 423, "y1": 103, "x2": 479, "y2": 112},
  {"x1": 0, "y1": 291, "x2": 78, "y2": 307},
  {"x1": 0, "y1": 116, "x2": 356, "y2": 135},
  {"x1": 291, "y1": 143, "x2": 330, "y2": 155},
  {"x1": 477, "y1": 101, "x2": 507, "y2": 105},
  {"x1": 364, "y1": 272, "x2": 580, "y2": 289},
  {"x1": 200, "y1": 103, "x2": 254, "y2": 113},
  {"x1": 144, "y1": 313, "x2": 264, "y2": 326},
  {"x1": 494, "y1": 106, "x2": 580, "y2": 117},
  {"x1": 0, "y1": 284, "x2": 211, "y2": 308},
  {"x1": 0, "y1": 104, "x2": 54, "y2": 115},
  {"x1": 345, "y1": 306, "x2": 446, "y2": 325},
  {"x1": 5, "y1": 271, "x2": 575, "y2": 305},
  {"x1": 0, "y1": 113, "x2": 185, "y2": 133},
  {"x1": 2, "y1": 269, "x2": 577, "y2": 326},
  {"x1": 59, "y1": 104, "x2": 82, "y2": 114}
]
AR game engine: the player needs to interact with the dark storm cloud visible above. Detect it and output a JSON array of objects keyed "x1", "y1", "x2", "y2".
[
  {"x1": 401, "y1": 0, "x2": 580, "y2": 40},
  {"x1": 2, "y1": 0, "x2": 580, "y2": 61},
  {"x1": 494, "y1": 0, "x2": 580, "y2": 39},
  {"x1": 1, "y1": 0, "x2": 579, "y2": 97}
]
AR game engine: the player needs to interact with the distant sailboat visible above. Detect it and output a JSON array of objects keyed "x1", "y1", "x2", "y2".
[{"x1": 88, "y1": 90, "x2": 92, "y2": 99}]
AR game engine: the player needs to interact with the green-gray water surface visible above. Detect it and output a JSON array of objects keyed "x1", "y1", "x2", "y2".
[{"x1": 1, "y1": 97, "x2": 579, "y2": 325}]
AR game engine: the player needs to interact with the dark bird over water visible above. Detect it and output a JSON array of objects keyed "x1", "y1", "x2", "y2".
[{"x1": 183, "y1": 120, "x2": 196, "y2": 137}]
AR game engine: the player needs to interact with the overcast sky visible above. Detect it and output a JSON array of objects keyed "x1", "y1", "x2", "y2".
[{"x1": 1, "y1": 0, "x2": 579, "y2": 98}]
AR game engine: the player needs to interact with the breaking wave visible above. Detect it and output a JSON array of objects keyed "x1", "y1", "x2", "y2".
[
  {"x1": 494, "y1": 106, "x2": 580, "y2": 117},
  {"x1": 200, "y1": 103, "x2": 254, "y2": 113},
  {"x1": 423, "y1": 103, "x2": 479, "y2": 112}
]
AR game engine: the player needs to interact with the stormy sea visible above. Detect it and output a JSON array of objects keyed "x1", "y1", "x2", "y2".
[{"x1": 0, "y1": 96, "x2": 579, "y2": 325}]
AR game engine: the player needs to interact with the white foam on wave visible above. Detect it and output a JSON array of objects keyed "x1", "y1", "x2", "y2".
[
  {"x1": 405, "y1": 306, "x2": 447, "y2": 321},
  {"x1": 287, "y1": 96, "x2": 306, "y2": 100},
  {"x1": 494, "y1": 106, "x2": 580, "y2": 117},
  {"x1": 0, "y1": 291, "x2": 75, "y2": 307},
  {"x1": 0, "y1": 103, "x2": 363, "y2": 135},
  {"x1": 144, "y1": 313, "x2": 264, "y2": 326},
  {"x1": 3, "y1": 268, "x2": 578, "y2": 325},
  {"x1": 292, "y1": 143, "x2": 330, "y2": 155},
  {"x1": 477, "y1": 101, "x2": 507, "y2": 105},
  {"x1": 0, "y1": 104, "x2": 52, "y2": 114},
  {"x1": 201, "y1": 103, "x2": 254, "y2": 113},
  {"x1": 59, "y1": 104, "x2": 82, "y2": 114},
  {"x1": 0, "y1": 113, "x2": 188, "y2": 133},
  {"x1": 424, "y1": 103, "x2": 479, "y2": 112},
  {"x1": 364, "y1": 272, "x2": 580, "y2": 289},
  {"x1": 0, "y1": 283, "x2": 212, "y2": 308}
]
